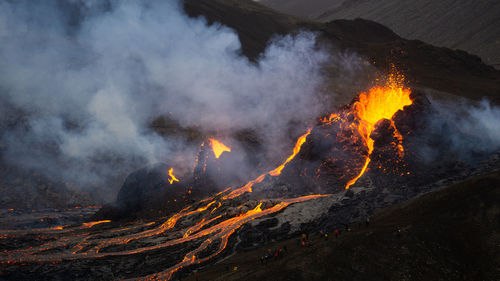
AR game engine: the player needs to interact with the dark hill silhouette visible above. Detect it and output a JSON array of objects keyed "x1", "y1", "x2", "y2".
[
  {"x1": 184, "y1": 0, "x2": 500, "y2": 104},
  {"x1": 261, "y1": 0, "x2": 500, "y2": 69}
]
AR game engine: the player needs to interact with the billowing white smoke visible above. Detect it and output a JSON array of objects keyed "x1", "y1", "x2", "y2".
[
  {"x1": 420, "y1": 98, "x2": 500, "y2": 162},
  {"x1": 0, "y1": 0, "x2": 332, "y2": 202}
]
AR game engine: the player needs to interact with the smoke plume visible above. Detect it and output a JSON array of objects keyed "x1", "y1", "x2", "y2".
[
  {"x1": 418, "y1": 97, "x2": 500, "y2": 163},
  {"x1": 0, "y1": 0, "x2": 333, "y2": 203}
]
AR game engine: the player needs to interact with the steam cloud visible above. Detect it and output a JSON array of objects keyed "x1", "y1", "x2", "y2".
[
  {"x1": 0, "y1": 0, "x2": 332, "y2": 203},
  {"x1": 420, "y1": 98, "x2": 500, "y2": 162}
]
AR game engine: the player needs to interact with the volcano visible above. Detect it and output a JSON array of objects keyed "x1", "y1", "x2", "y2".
[
  {"x1": 1, "y1": 1, "x2": 499, "y2": 281},
  {"x1": 3, "y1": 74, "x2": 499, "y2": 280}
]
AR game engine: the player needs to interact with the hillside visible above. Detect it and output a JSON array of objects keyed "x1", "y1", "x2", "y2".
[
  {"x1": 255, "y1": 0, "x2": 344, "y2": 20},
  {"x1": 183, "y1": 169, "x2": 500, "y2": 281},
  {"x1": 260, "y1": 0, "x2": 500, "y2": 69},
  {"x1": 186, "y1": 0, "x2": 500, "y2": 104}
]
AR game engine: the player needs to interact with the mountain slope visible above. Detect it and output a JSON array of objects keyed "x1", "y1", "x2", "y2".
[
  {"x1": 184, "y1": 0, "x2": 314, "y2": 60},
  {"x1": 185, "y1": 0, "x2": 500, "y2": 104},
  {"x1": 183, "y1": 169, "x2": 500, "y2": 281},
  {"x1": 261, "y1": 0, "x2": 500, "y2": 68},
  {"x1": 256, "y1": 0, "x2": 344, "y2": 20}
]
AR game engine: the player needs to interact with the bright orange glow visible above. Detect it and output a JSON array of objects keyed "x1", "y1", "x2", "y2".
[
  {"x1": 143, "y1": 195, "x2": 328, "y2": 280},
  {"x1": 47, "y1": 226, "x2": 64, "y2": 230},
  {"x1": 208, "y1": 138, "x2": 231, "y2": 159},
  {"x1": 81, "y1": 220, "x2": 111, "y2": 228},
  {"x1": 168, "y1": 168, "x2": 179, "y2": 184},
  {"x1": 344, "y1": 76, "x2": 412, "y2": 189},
  {"x1": 224, "y1": 129, "x2": 311, "y2": 199},
  {"x1": 269, "y1": 129, "x2": 311, "y2": 176}
]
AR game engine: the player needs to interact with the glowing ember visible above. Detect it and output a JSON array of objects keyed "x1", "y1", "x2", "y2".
[
  {"x1": 208, "y1": 138, "x2": 231, "y2": 159},
  {"x1": 167, "y1": 168, "x2": 179, "y2": 184}
]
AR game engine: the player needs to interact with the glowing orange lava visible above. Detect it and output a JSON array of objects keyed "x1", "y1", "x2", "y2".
[
  {"x1": 224, "y1": 129, "x2": 312, "y2": 199},
  {"x1": 81, "y1": 220, "x2": 111, "y2": 228},
  {"x1": 344, "y1": 76, "x2": 412, "y2": 189},
  {"x1": 208, "y1": 138, "x2": 231, "y2": 159},
  {"x1": 269, "y1": 129, "x2": 311, "y2": 176},
  {"x1": 167, "y1": 168, "x2": 179, "y2": 184}
]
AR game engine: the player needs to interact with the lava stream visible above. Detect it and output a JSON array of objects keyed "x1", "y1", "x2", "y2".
[
  {"x1": 224, "y1": 128, "x2": 312, "y2": 199},
  {"x1": 136, "y1": 194, "x2": 328, "y2": 281}
]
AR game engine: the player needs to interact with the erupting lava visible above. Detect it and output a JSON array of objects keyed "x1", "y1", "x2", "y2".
[
  {"x1": 322, "y1": 73, "x2": 413, "y2": 189},
  {"x1": 167, "y1": 168, "x2": 179, "y2": 184},
  {"x1": 208, "y1": 138, "x2": 231, "y2": 159}
]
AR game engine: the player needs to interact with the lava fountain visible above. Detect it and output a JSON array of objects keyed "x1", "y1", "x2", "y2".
[{"x1": 320, "y1": 73, "x2": 413, "y2": 189}]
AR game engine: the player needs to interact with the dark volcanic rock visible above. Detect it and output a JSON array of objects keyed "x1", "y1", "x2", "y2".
[
  {"x1": 95, "y1": 163, "x2": 192, "y2": 220},
  {"x1": 116, "y1": 163, "x2": 186, "y2": 213}
]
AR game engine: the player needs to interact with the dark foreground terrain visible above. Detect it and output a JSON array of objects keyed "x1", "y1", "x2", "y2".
[{"x1": 182, "y1": 170, "x2": 500, "y2": 281}]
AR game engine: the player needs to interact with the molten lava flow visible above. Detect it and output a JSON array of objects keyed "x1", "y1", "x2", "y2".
[
  {"x1": 344, "y1": 81, "x2": 412, "y2": 189},
  {"x1": 224, "y1": 129, "x2": 312, "y2": 199},
  {"x1": 141, "y1": 194, "x2": 328, "y2": 280},
  {"x1": 167, "y1": 168, "x2": 179, "y2": 184},
  {"x1": 269, "y1": 129, "x2": 312, "y2": 176},
  {"x1": 208, "y1": 138, "x2": 231, "y2": 159},
  {"x1": 81, "y1": 220, "x2": 111, "y2": 228}
]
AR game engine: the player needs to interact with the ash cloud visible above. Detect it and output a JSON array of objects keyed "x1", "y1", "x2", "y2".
[{"x1": 0, "y1": 0, "x2": 333, "y2": 203}]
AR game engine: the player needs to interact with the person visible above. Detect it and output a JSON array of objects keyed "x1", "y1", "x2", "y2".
[
  {"x1": 301, "y1": 233, "x2": 308, "y2": 246},
  {"x1": 366, "y1": 216, "x2": 370, "y2": 226},
  {"x1": 195, "y1": 273, "x2": 199, "y2": 281},
  {"x1": 334, "y1": 229, "x2": 339, "y2": 238}
]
